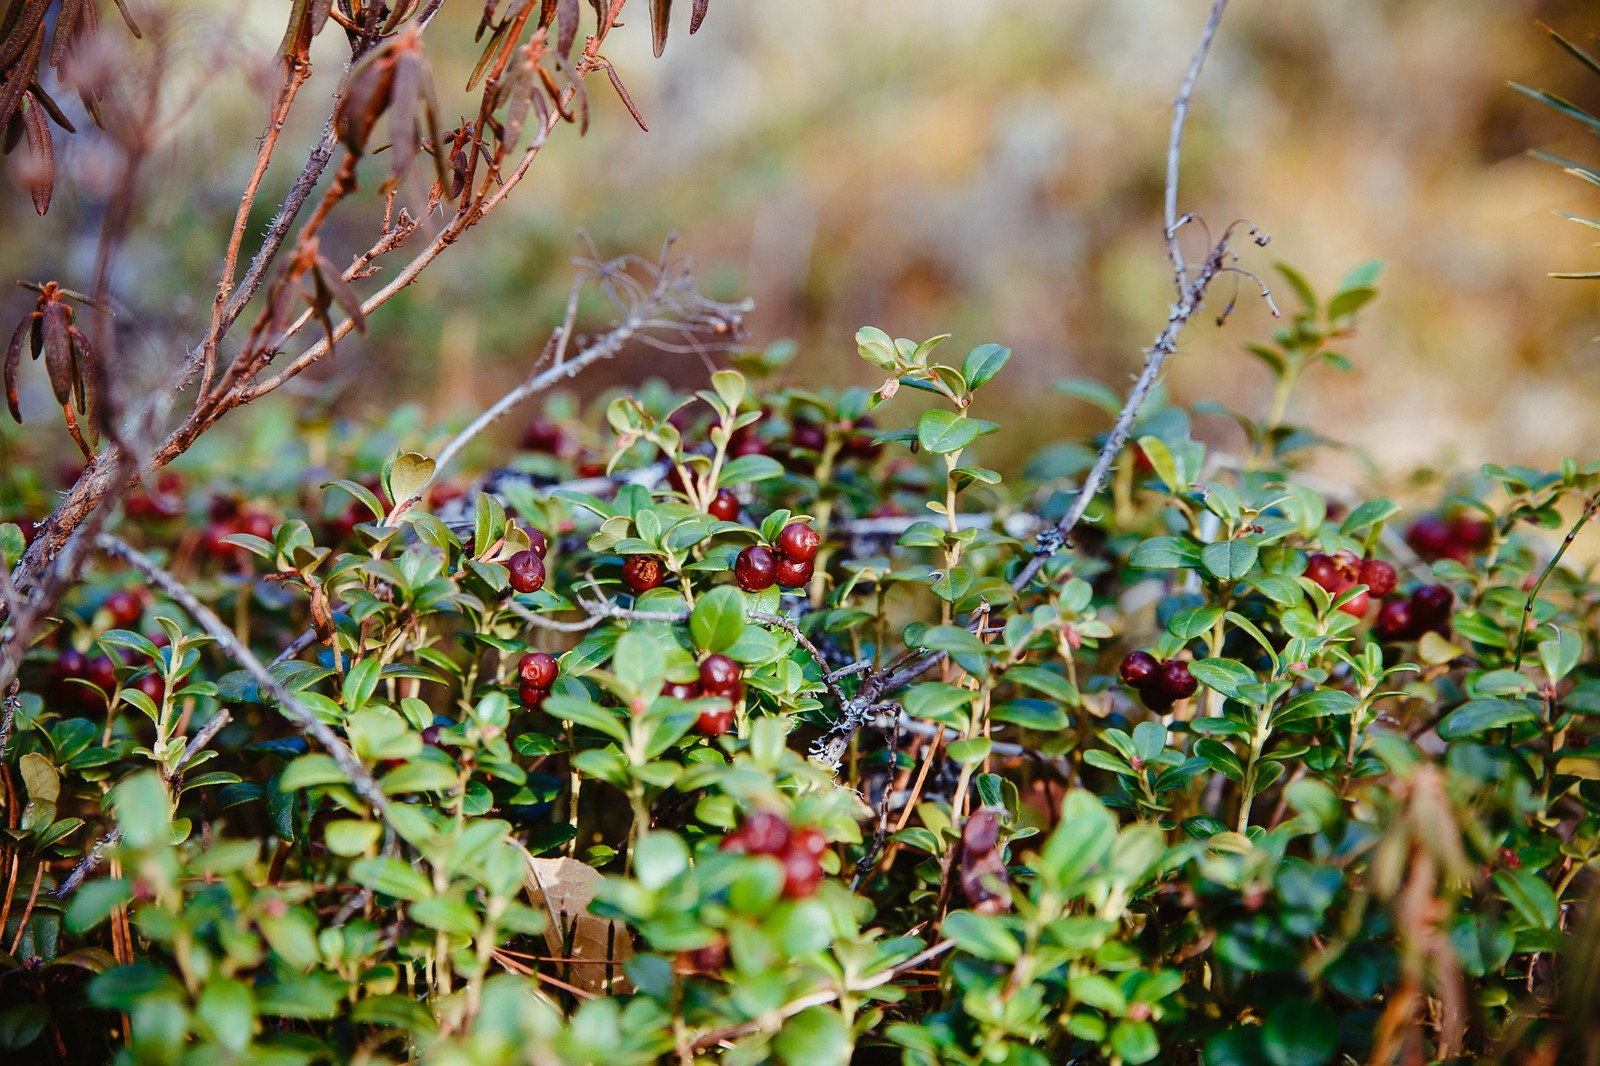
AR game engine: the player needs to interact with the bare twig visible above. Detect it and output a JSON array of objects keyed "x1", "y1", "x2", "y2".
[{"x1": 95, "y1": 534, "x2": 389, "y2": 814}]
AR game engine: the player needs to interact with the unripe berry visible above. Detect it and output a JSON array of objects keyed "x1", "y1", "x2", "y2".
[
  {"x1": 507, "y1": 550, "x2": 546, "y2": 594},
  {"x1": 733, "y1": 545, "x2": 778, "y2": 592},
  {"x1": 707, "y1": 489, "x2": 740, "y2": 522},
  {"x1": 1119, "y1": 650, "x2": 1160, "y2": 689},
  {"x1": 776, "y1": 521, "x2": 820, "y2": 563},
  {"x1": 622, "y1": 554, "x2": 666, "y2": 594},
  {"x1": 518, "y1": 652, "x2": 558, "y2": 688}
]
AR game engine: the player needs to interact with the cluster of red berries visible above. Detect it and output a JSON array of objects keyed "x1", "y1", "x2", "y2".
[
  {"x1": 1304, "y1": 552, "x2": 1397, "y2": 617},
  {"x1": 198, "y1": 499, "x2": 276, "y2": 563},
  {"x1": 1373, "y1": 584, "x2": 1454, "y2": 642},
  {"x1": 506, "y1": 528, "x2": 550, "y2": 594},
  {"x1": 664, "y1": 653, "x2": 744, "y2": 735},
  {"x1": 124, "y1": 472, "x2": 185, "y2": 521},
  {"x1": 52, "y1": 639, "x2": 165, "y2": 709},
  {"x1": 733, "y1": 521, "x2": 820, "y2": 592},
  {"x1": 718, "y1": 810, "x2": 828, "y2": 899},
  {"x1": 1405, "y1": 512, "x2": 1491, "y2": 564},
  {"x1": 516, "y1": 651, "x2": 558, "y2": 708},
  {"x1": 1118, "y1": 652, "x2": 1197, "y2": 711}
]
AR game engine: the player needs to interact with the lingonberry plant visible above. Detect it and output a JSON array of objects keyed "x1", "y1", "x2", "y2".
[{"x1": 2, "y1": 2, "x2": 1600, "y2": 1065}]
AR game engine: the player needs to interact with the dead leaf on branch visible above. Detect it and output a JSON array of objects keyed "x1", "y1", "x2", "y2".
[{"x1": 523, "y1": 853, "x2": 633, "y2": 993}]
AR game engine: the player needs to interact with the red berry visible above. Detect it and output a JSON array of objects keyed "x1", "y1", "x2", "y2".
[
  {"x1": 518, "y1": 681, "x2": 549, "y2": 708},
  {"x1": 1359, "y1": 559, "x2": 1397, "y2": 597},
  {"x1": 774, "y1": 555, "x2": 814, "y2": 590},
  {"x1": 1374, "y1": 599, "x2": 1413, "y2": 640},
  {"x1": 792, "y1": 422, "x2": 826, "y2": 453},
  {"x1": 1139, "y1": 687, "x2": 1174, "y2": 713},
  {"x1": 521, "y1": 418, "x2": 567, "y2": 454},
  {"x1": 780, "y1": 846, "x2": 823, "y2": 899},
  {"x1": 525, "y1": 528, "x2": 549, "y2": 558},
  {"x1": 1304, "y1": 553, "x2": 1343, "y2": 592},
  {"x1": 54, "y1": 648, "x2": 86, "y2": 679},
  {"x1": 132, "y1": 673, "x2": 164, "y2": 701},
  {"x1": 622, "y1": 555, "x2": 666, "y2": 594},
  {"x1": 1410, "y1": 585, "x2": 1453, "y2": 634},
  {"x1": 421, "y1": 724, "x2": 445, "y2": 747},
  {"x1": 104, "y1": 590, "x2": 143, "y2": 629},
  {"x1": 685, "y1": 939, "x2": 728, "y2": 972},
  {"x1": 731, "y1": 435, "x2": 766, "y2": 457},
  {"x1": 741, "y1": 812, "x2": 791, "y2": 855},
  {"x1": 699, "y1": 654, "x2": 742, "y2": 697},
  {"x1": 707, "y1": 489, "x2": 740, "y2": 522},
  {"x1": 239, "y1": 511, "x2": 275, "y2": 542},
  {"x1": 733, "y1": 545, "x2": 778, "y2": 592},
  {"x1": 695, "y1": 702, "x2": 734, "y2": 736},
  {"x1": 1450, "y1": 515, "x2": 1491, "y2": 558},
  {"x1": 790, "y1": 826, "x2": 827, "y2": 858},
  {"x1": 507, "y1": 550, "x2": 546, "y2": 594},
  {"x1": 1405, "y1": 515, "x2": 1454, "y2": 561},
  {"x1": 664, "y1": 680, "x2": 701, "y2": 700},
  {"x1": 1119, "y1": 651, "x2": 1160, "y2": 689},
  {"x1": 1156, "y1": 660, "x2": 1198, "y2": 701},
  {"x1": 518, "y1": 652, "x2": 558, "y2": 688},
  {"x1": 1337, "y1": 589, "x2": 1371, "y2": 618},
  {"x1": 776, "y1": 522, "x2": 820, "y2": 563},
  {"x1": 85, "y1": 655, "x2": 117, "y2": 692}
]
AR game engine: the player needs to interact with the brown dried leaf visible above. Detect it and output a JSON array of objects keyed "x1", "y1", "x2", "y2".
[
  {"x1": 335, "y1": 49, "x2": 398, "y2": 154},
  {"x1": 67, "y1": 324, "x2": 93, "y2": 419},
  {"x1": 0, "y1": 0, "x2": 48, "y2": 71},
  {"x1": 20, "y1": 94, "x2": 53, "y2": 214},
  {"x1": 604, "y1": 64, "x2": 648, "y2": 133},
  {"x1": 315, "y1": 256, "x2": 367, "y2": 334},
  {"x1": 525, "y1": 855, "x2": 633, "y2": 993},
  {"x1": 50, "y1": 0, "x2": 81, "y2": 66},
  {"x1": 0, "y1": 21, "x2": 44, "y2": 135},
  {"x1": 958, "y1": 809, "x2": 1012, "y2": 915},
  {"x1": 28, "y1": 82, "x2": 76, "y2": 132},
  {"x1": 690, "y1": 0, "x2": 708, "y2": 35},
  {"x1": 649, "y1": 0, "x2": 670, "y2": 58},
  {"x1": 5, "y1": 313, "x2": 29, "y2": 422},
  {"x1": 556, "y1": 0, "x2": 578, "y2": 57},
  {"x1": 110, "y1": 0, "x2": 141, "y2": 37},
  {"x1": 39, "y1": 300, "x2": 72, "y2": 405}
]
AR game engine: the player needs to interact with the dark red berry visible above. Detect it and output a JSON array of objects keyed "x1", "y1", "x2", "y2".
[
  {"x1": 684, "y1": 938, "x2": 728, "y2": 973},
  {"x1": 525, "y1": 528, "x2": 549, "y2": 558},
  {"x1": 1119, "y1": 651, "x2": 1160, "y2": 690},
  {"x1": 1139, "y1": 687, "x2": 1175, "y2": 713},
  {"x1": 507, "y1": 550, "x2": 546, "y2": 594},
  {"x1": 1359, "y1": 559, "x2": 1397, "y2": 597},
  {"x1": 622, "y1": 555, "x2": 666, "y2": 594},
  {"x1": 54, "y1": 648, "x2": 86, "y2": 677},
  {"x1": 518, "y1": 681, "x2": 550, "y2": 708},
  {"x1": 1405, "y1": 515, "x2": 1454, "y2": 561},
  {"x1": 1374, "y1": 599, "x2": 1413, "y2": 640},
  {"x1": 1410, "y1": 585, "x2": 1453, "y2": 634},
  {"x1": 664, "y1": 680, "x2": 701, "y2": 700},
  {"x1": 1337, "y1": 589, "x2": 1371, "y2": 618},
  {"x1": 518, "y1": 652, "x2": 558, "y2": 688},
  {"x1": 699, "y1": 654, "x2": 742, "y2": 697},
  {"x1": 239, "y1": 511, "x2": 275, "y2": 542},
  {"x1": 14, "y1": 518, "x2": 37, "y2": 545},
  {"x1": 85, "y1": 655, "x2": 117, "y2": 692},
  {"x1": 695, "y1": 702, "x2": 734, "y2": 736},
  {"x1": 132, "y1": 673, "x2": 165, "y2": 701},
  {"x1": 1304, "y1": 553, "x2": 1341, "y2": 592},
  {"x1": 774, "y1": 555, "x2": 814, "y2": 590},
  {"x1": 521, "y1": 418, "x2": 567, "y2": 454},
  {"x1": 421, "y1": 724, "x2": 445, "y2": 747},
  {"x1": 780, "y1": 846, "x2": 823, "y2": 899},
  {"x1": 708, "y1": 489, "x2": 740, "y2": 522},
  {"x1": 741, "y1": 811, "x2": 791, "y2": 855},
  {"x1": 733, "y1": 545, "x2": 778, "y2": 592},
  {"x1": 104, "y1": 590, "x2": 143, "y2": 629},
  {"x1": 731, "y1": 434, "x2": 766, "y2": 457},
  {"x1": 1156, "y1": 660, "x2": 1198, "y2": 701},
  {"x1": 776, "y1": 522, "x2": 820, "y2": 563},
  {"x1": 791, "y1": 421, "x2": 826, "y2": 453}
]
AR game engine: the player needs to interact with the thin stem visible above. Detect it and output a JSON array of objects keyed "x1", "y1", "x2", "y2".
[{"x1": 1512, "y1": 493, "x2": 1599, "y2": 674}]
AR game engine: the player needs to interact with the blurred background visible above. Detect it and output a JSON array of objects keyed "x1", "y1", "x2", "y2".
[{"x1": 3, "y1": 0, "x2": 1600, "y2": 503}]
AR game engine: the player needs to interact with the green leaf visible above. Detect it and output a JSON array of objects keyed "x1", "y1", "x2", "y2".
[
  {"x1": 1004, "y1": 666, "x2": 1078, "y2": 705},
  {"x1": 278, "y1": 754, "x2": 348, "y2": 791},
  {"x1": 379, "y1": 760, "x2": 460, "y2": 795},
  {"x1": 1202, "y1": 540, "x2": 1258, "y2": 581},
  {"x1": 902, "y1": 683, "x2": 975, "y2": 728},
  {"x1": 1110, "y1": 1020, "x2": 1161, "y2": 1065},
  {"x1": 1262, "y1": 999, "x2": 1338, "y2": 1066},
  {"x1": 544, "y1": 694, "x2": 630, "y2": 744},
  {"x1": 1188, "y1": 658, "x2": 1258, "y2": 700},
  {"x1": 351, "y1": 856, "x2": 433, "y2": 901},
  {"x1": 1339, "y1": 498, "x2": 1399, "y2": 536},
  {"x1": 1038, "y1": 790, "x2": 1115, "y2": 888},
  {"x1": 613, "y1": 630, "x2": 666, "y2": 699},
  {"x1": 324, "y1": 819, "x2": 382, "y2": 856},
  {"x1": 717, "y1": 453, "x2": 783, "y2": 486},
  {"x1": 690, "y1": 585, "x2": 746, "y2": 653},
  {"x1": 943, "y1": 910, "x2": 1020, "y2": 962},
  {"x1": 1436, "y1": 699, "x2": 1537, "y2": 740},
  {"x1": 856, "y1": 326, "x2": 897, "y2": 370},
  {"x1": 1494, "y1": 869, "x2": 1559, "y2": 929},
  {"x1": 1168, "y1": 605, "x2": 1223, "y2": 641},
  {"x1": 917, "y1": 409, "x2": 980, "y2": 455},
  {"x1": 946, "y1": 737, "x2": 990, "y2": 765},
  {"x1": 110, "y1": 771, "x2": 171, "y2": 849},
  {"x1": 385, "y1": 451, "x2": 435, "y2": 508},
  {"x1": 774, "y1": 1006, "x2": 852, "y2": 1066},
  {"x1": 1276, "y1": 689, "x2": 1358, "y2": 724},
  {"x1": 197, "y1": 979, "x2": 256, "y2": 1053},
  {"x1": 1136, "y1": 435, "x2": 1181, "y2": 493},
  {"x1": 960, "y1": 343, "x2": 1011, "y2": 391},
  {"x1": 1129, "y1": 537, "x2": 1200, "y2": 570}
]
